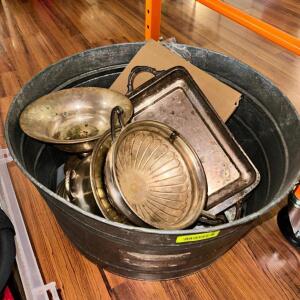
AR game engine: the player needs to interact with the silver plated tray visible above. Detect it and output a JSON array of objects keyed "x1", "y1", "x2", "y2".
[{"x1": 127, "y1": 66, "x2": 260, "y2": 215}]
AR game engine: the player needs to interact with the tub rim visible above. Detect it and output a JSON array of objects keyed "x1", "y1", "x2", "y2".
[{"x1": 5, "y1": 42, "x2": 300, "y2": 236}]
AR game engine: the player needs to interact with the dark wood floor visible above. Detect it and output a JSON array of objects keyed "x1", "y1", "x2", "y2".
[{"x1": 0, "y1": 0, "x2": 299, "y2": 299}]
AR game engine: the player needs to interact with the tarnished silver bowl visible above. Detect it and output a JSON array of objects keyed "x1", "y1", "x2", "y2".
[
  {"x1": 19, "y1": 87, "x2": 133, "y2": 153},
  {"x1": 64, "y1": 156, "x2": 100, "y2": 215},
  {"x1": 61, "y1": 133, "x2": 130, "y2": 224}
]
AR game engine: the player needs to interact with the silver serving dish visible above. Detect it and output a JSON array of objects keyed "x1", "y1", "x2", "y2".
[
  {"x1": 127, "y1": 66, "x2": 260, "y2": 215},
  {"x1": 90, "y1": 129, "x2": 130, "y2": 224},
  {"x1": 104, "y1": 107, "x2": 207, "y2": 230}
]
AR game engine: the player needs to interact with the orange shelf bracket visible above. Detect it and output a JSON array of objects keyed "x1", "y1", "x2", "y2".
[
  {"x1": 196, "y1": 0, "x2": 300, "y2": 55},
  {"x1": 145, "y1": 0, "x2": 162, "y2": 40},
  {"x1": 294, "y1": 184, "x2": 300, "y2": 199}
]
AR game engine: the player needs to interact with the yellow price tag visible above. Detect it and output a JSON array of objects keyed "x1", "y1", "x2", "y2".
[{"x1": 176, "y1": 230, "x2": 220, "y2": 243}]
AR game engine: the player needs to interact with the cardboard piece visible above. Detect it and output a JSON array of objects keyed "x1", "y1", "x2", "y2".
[{"x1": 110, "y1": 40, "x2": 241, "y2": 121}]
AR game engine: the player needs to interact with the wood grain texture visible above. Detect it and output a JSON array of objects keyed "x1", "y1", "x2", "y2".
[{"x1": 0, "y1": 0, "x2": 299, "y2": 299}]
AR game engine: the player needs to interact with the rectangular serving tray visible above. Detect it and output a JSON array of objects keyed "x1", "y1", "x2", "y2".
[{"x1": 127, "y1": 66, "x2": 260, "y2": 215}]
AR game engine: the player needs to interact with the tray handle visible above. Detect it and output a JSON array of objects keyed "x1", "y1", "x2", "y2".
[
  {"x1": 110, "y1": 106, "x2": 125, "y2": 141},
  {"x1": 126, "y1": 66, "x2": 164, "y2": 94},
  {"x1": 65, "y1": 170, "x2": 76, "y2": 201}
]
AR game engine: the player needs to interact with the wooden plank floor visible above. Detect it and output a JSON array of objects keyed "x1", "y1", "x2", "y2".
[{"x1": 0, "y1": 0, "x2": 299, "y2": 299}]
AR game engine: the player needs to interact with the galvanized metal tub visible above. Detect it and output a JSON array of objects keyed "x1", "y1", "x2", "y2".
[{"x1": 5, "y1": 43, "x2": 300, "y2": 280}]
